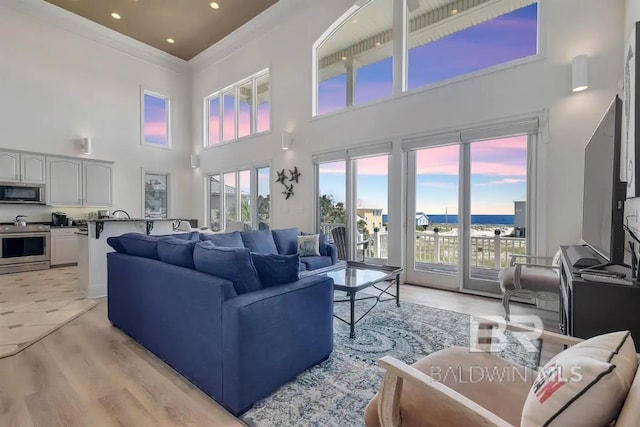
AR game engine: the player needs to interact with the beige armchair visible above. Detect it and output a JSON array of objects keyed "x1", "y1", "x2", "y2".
[
  {"x1": 366, "y1": 318, "x2": 640, "y2": 427},
  {"x1": 498, "y1": 254, "x2": 561, "y2": 320}
]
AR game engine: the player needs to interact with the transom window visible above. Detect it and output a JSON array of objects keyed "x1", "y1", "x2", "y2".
[
  {"x1": 314, "y1": 0, "x2": 538, "y2": 116},
  {"x1": 205, "y1": 70, "x2": 271, "y2": 146},
  {"x1": 141, "y1": 89, "x2": 171, "y2": 148}
]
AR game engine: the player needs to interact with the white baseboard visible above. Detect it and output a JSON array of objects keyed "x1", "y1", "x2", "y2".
[{"x1": 88, "y1": 283, "x2": 107, "y2": 299}]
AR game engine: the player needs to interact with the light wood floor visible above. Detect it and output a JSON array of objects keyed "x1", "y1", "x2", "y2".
[{"x1": 0, "y1": 283, "x2": 560, "y2": 427}]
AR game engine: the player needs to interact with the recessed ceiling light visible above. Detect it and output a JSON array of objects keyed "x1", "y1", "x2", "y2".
[
  {"x1": 375, "y1": 42, "x2": 381, "y2": 46},
  {"x1": 167, "y1": 38, "x2": 175, "y2": 44},
  {"x1": 451, "y1": 9, "x2": 458, "y2": 15},
  {"x1": 341, "y1": 56, "x2": 348, "y2": 61},
  {"x1": 210, "y1": 2, "x2": 220, "y2": 9},
  {"x1": 352, "y1": 19, "x2": 358, "y2": 24},
  {"x1": 111, "y1": 12, "x2": 121, "y2": 19}
]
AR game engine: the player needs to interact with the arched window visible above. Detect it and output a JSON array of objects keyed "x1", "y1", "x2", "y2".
[{"x1": 314, "y1": 0, "x2": 538, "y2": 116}]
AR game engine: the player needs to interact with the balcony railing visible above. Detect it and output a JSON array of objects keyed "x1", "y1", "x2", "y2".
[{"x1": 320, "y1": 223, "x2": 526, "y2": 270}]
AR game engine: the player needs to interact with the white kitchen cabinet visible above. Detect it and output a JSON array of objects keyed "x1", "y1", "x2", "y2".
[
  {"x1": 51, "y1": 228, "x2": 79, "y2": 266},
  {"x1": 20, "y1": 154, "x2": 46, "y2": 184},
  {"x1": 47, "y1": 157, "x2": 83, "y2": 206},
  {"x1": 0, "y1": 151, "x2": 21, "y2": 182},
  {"x1": 83, "y1": 161, "x2": 112, "y2": 207}
]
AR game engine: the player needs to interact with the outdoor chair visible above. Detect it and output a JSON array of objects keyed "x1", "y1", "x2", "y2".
[
  {"x1": 365, "y1": 318, "x2": 640, "y2": 427},
  {"x1": 331, "y1": 226, "x2": 369, "y2": 262},
  {"x1": 498, "y1": 253, "x2": 561, "y2": 320}
]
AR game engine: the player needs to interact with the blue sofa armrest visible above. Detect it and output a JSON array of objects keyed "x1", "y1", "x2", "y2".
[
  {"x1": 107, "y1": 253, "x2": 237, "y2": 403},
  {"x1": 221, "y1": 275, "x2": 334, "y2": 415}
]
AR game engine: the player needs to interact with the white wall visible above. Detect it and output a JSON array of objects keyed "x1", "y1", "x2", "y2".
[
  {"x1": 191, "y1": 0, "x2": 625, "y2": 263},
  {"x1": 626, "y1": 0, "x2": 640, "y2": 34},
  {"x1": 0, "y1": 2, "x2": 192, "y2": 224}
]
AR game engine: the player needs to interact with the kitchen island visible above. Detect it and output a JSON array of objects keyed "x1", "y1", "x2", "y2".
[{"x1": 78, "y1": 218, "x2": 187, "y2": 298}]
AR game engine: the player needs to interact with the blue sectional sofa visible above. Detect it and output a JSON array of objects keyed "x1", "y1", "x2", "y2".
[
  {"x1": 199, "y1": 228, "x2": 338, "y2": 272},
  {"x1": 106, "y1": 229, "x2": 335, "y2": 415}
]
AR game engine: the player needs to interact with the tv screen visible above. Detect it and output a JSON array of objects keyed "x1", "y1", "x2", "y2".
[{"x1": 582, "y1": 96, "x2": 625, "y2": 264}]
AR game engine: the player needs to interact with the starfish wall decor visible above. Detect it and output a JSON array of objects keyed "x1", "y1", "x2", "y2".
[{"x1": 275, "y1": 166, "x2": 301, "y2": 200}]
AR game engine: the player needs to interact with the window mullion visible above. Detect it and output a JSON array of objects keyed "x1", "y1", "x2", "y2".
[
  {"x1": 393, "y1": 0, "x2": 407, "y2": 94},
  {"x1": 252, "y1": 77, "x2": 258, "y2": 135}
]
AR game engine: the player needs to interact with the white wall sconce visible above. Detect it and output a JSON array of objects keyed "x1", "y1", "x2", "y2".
[
  {"x1": 190, "y1": 154, "x2": 200, "y2": 169},
  {"x1": 282, "y1": 131, "x2": 293, "y2": 150},
  {"x1": 572, "y1": 54, "x2": 589, "y2": 92},
  {"x1": 82, "y1": 137, "x2": 92, "y2": 155}
]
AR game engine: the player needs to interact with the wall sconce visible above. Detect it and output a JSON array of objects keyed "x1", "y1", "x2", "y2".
[
  {"x1": 282, "y1": 131, "x2": 293, "y2": 150},
  {"x1": 572, "y1": 54, "x2": 589, "y2": 92},
  {"x1": 190, "y1": 154, "x2": 200, "y2": 169},
  {"x1": 82, "y1": 137, "x2": 92, "y2": 155}
]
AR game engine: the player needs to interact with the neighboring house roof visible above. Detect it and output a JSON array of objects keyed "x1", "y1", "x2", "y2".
[{"x1": 209, "y1": 177, "x2": 250, "y2": 197}]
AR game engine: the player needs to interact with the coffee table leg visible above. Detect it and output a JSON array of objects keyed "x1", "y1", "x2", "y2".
[
  {"x1": 350, "y1": 292, "x2": 356, "y2": 339},
  {"x1": 396, "y1": 273, "x2": 400, "y2": 307}
]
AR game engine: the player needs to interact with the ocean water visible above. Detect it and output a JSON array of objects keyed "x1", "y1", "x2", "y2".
[{"x1": 426, "y1": 214, "x2": 515, "y2": 225}]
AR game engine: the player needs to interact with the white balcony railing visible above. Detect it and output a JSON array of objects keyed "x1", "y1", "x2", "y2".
[{"x1": 320, "y1": 223, "x2": 526, "y2": 270}]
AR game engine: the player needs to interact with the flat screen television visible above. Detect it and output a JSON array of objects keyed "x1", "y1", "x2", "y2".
[{"x1": 581, "y1": 95, "x2": 626, "y2": 265}]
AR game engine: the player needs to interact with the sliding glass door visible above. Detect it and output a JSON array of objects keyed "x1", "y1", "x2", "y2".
[{"x1": 406, "y1": 135, "x2": 531, "y2": 294}]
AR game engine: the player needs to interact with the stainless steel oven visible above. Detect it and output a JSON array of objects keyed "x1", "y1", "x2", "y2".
[
  {"x1": 0, "y1": 183, "x2": 46, "y2": 204},
  {"x1": 0, "y1": 225, "x2": 50, "y2": 274}
]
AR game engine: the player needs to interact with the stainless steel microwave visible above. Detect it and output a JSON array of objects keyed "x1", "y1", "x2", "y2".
[{"x1": 0, "y1": 183, "x2": 45, "y2": 204}]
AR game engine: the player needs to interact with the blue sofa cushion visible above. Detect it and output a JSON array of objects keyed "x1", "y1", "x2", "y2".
[
  {"x1": 299, "y1": 262, "x2": 307, "y2": 272},
  {"x1": 193, "y1": 241, "x2": 262, "y2": 295},
  {"x1": 251, "y1": 253, "x2": 300, "y2": 287},
  {"x1": 106, "y1": 236, "x2": 127, "y2": 253},
  {"x1": 200, "y1": 231, "x2": 245, "y2": 248},
  {"x1": 271, "y1": 228, "x2": 299, "y2": 255},
  {"x1": 301, "y1": 256, "x2": 333, "y2": 271},
  {"x1": 156, "y1": 232, "x2": 199, "y2": 241},
  {"x1": 157, "y1": 237, "x2": 197, "y2": 269},
  {"x1": 241, "y1": 230, "x2": 279, "y2": 254},
  {"x1": 116, "y1": 233, "x2": 160, "y2": 260}
]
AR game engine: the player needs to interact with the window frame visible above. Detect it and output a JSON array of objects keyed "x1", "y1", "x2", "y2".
[
  {"x1": 312, "y1": 0, "x2": 542, "y2": 117},
  {"x1": 205, "y1": 164, "x2": 271, "y2": 231},
  {"x1": 140, "y1": 88, "x2": 172, "y2": 149},
  {"x1": 203, "y1": 69, "x2": 271, "y2": 148},
  {"x1": 142, "y1": 169, "x2": 170, "y2": 219}
]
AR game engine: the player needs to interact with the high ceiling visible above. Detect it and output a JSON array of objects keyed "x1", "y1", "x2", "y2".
[{"x1": 44, "y1": 0, "x2": 280, "y2": 61}]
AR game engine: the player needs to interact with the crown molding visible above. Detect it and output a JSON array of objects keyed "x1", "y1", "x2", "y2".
[
  {"x1": 189, "y1": 0, "x2": 308, "y2": 74},
  {"x1": 2, "y1": 0, "x2": 189, "y2": 74}
]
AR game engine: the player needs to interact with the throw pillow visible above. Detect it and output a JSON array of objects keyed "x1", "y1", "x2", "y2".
[
  {"x1": 521, "y1": 331, "x2": 638, "y2": 427},
  {"x1": 200, "y1": 230, "x2": 245, "y2": 248},
  {"x1": 193, "y1": 241, "x2": 262, "y2": 295},
  {"x1": 117, "y1": 233, "x2": 160, "y2": 260},
  {"x1": 298, "y1": 234, "x2": 320, "y2": 256},
  {"x1": 157, "y1": 237, "x2": 197, "y2": 269},
  {"x1": 106, "y1": 236, "x2": 127, "y2": 253},
  {"x1": 271, "y1": 228, "x2": 300, "y2": 255},
  {"x1": 241, "y1": 230, "x2": 279, "y2": 254},
  {"x1": 251, "y1": 253, "x2": 300, "y2": 287}
]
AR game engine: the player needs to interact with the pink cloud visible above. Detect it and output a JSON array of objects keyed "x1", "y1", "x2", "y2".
[
  {"x1": 144, "y1": 121, "x2": 167, "y2": 138},
  {"x1": 356, "y1": 156, "x2": 388, "y2": 175},
  {"x1": 477, "y1": 178, "x2": 527, "y2": 186}
]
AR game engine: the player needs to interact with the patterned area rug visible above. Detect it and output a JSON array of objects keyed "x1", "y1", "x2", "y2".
[
  {"x1": 241, "y1": 295, "x2": 539, "y2": 427},
  {"x1": 0, "y1": 266, "x2": 97, "y2": 358}
]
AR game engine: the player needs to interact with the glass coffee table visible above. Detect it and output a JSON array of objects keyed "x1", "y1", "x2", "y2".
[{"x1": 325, "y1": 261, "x2": 402, "y2": 339}]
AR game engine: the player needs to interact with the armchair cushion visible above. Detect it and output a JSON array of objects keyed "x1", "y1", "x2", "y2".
[
  {"x1": 193, "y1": 242, "x2": 262, "y2": 295},
  {"x1": 499, "y1": 266, "x2": 559, "y2": 293},
  {"x1": 521, "y1": 331, "x2": 638, "y2": 427},
  {"x1": 300, "y1": 256, "x2": 332, "y2": 271},
  {"x1": 364, "y1": 347, "x2": 534, "y2": 427},
  {"x1": 116, "y1": 233, "x2": 160, "y2": 260}
]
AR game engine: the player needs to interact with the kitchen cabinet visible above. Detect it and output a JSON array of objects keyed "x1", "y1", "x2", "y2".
[
  {"x1": 0, "y1": 151, "x2": 45, "y2": 184},
  {"x1": 83, "y1": 161, "x2": 112, "y2": 207},
  {"x1": 47, "y1": 158, "x2": 83, "y2": 206},
  {"x1": 51, "y1": 228, "x2": 79, "y2": 266},
  {"x1": 47, "y1": 157, "x2": 113, "y2": 207},
  {"x1": 21, "y1": 154, "x2": 46, "y2": 184}
]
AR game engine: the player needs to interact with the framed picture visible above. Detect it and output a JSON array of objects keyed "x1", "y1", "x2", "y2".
[{"x1": 623, "y1": 21, "x2": 640, "y2": 198}]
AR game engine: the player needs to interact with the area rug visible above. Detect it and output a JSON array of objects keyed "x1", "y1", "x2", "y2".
[
  {"x1": 0, "y1": 266, "x2": 97, "y2": 358},
  {"x1": 241, "y1": 296, "x2": 539, "y2": 427}
]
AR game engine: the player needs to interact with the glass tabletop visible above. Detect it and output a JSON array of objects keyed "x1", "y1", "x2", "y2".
[{"x1": 326, "y1": 267, "x2": 391, "y2": 289}]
